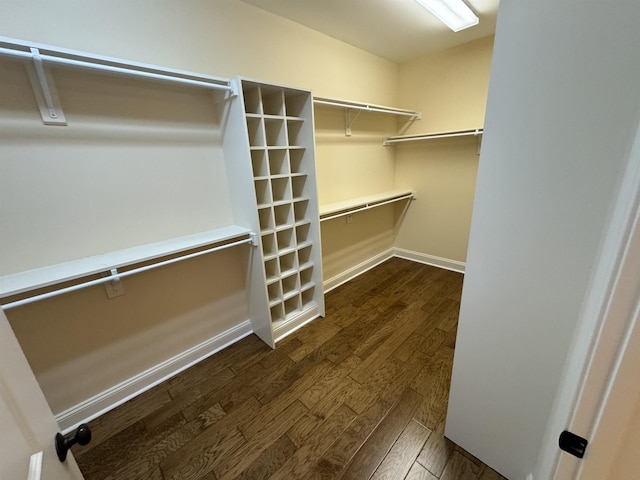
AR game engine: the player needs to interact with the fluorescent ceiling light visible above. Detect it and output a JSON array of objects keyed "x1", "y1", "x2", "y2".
[{"x1": 415, "y1": 0, "x2": 479, "y2": 32}]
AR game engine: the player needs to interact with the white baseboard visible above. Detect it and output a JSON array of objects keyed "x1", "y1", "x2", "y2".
[
  {"x1": 56, "y1": 320, "x2": 253, "y2": 433},
  {"x1": 323, "y1": 248, "x2": 394, "y2": 293},
  {"x1": 393, "y1": 248, "x2": 466, "y2": 274}
]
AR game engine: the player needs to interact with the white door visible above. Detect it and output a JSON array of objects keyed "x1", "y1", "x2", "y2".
[
  {"x1": 553, "y1": 203, "x2": 640, "y2": 480},
  {"x1": 536, "y1": 121, "x2": 640, "y2": 479},
  {"x1": 0, "y1": 308, "x2": 85, "y2": 480}
]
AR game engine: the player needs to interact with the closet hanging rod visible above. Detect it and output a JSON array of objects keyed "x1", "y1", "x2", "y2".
[
  {"x1": 1, "y1": 237, "x2": 254, "y2": 310},
  {"x1": 313, "y1": 97, "x2": 421, "y2": 119},
  {"x1": 0, "y1": 41, "x2": 232, "y2": 92},
  {"x1": 320, "y1": 193, "x2": 415, "y2": 222},
  {"x1": 384, "y1": 128, "x2": 483, "y2": 145}
]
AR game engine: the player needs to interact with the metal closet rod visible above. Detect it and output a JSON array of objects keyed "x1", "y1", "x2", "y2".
[
  {"x1": 0, "y1": 44, "x2": 232, "y2": 92},
  {"x1": 1, "y1": 237, "x2": 254, "y2": 311},
  {"x1": 320, "y1": 193, "x2": 415, "y2": 222},
  {"x1": 313, "y1": 97, "x2": 421, "y2": 118}
]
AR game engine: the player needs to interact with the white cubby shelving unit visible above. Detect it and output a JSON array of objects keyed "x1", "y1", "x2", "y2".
[{"x1": 222, "y1": 78, "x2": 325, "y2": 347}]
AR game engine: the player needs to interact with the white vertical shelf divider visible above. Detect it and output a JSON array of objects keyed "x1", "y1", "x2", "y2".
[{"x1": 221, "y1": 78, "x2": 325, "y2": 347}]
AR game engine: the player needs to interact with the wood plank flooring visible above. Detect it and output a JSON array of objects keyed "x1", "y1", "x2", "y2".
[{"x1": 73, "y1": 258, "x2": 507, "y2": 480}]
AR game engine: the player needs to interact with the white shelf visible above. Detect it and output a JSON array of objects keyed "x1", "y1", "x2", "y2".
[
  {"x1": 384, "y1": 128, "x2": 483, "y2": 146},
  {"x1": 313, "y1": 96, "x2": 421, "y2": 119},
  {"x1": 0, "y1": 225, "x2": 252, "y2": 298},
  {"x1": 319, "y1": 190, "x2": 416, "y2": 219},
  {"x1": 314, "y1": 96, "x2": 421, "y2": 137}
]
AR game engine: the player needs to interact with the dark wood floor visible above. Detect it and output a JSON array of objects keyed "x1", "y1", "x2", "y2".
[{"x1": 73, "y1": 257, "x2": 506, "y2": 480}]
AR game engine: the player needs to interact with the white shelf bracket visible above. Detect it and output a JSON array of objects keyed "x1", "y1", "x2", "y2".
[
  {"x1": 104, "y1": 268, "x2": 125, "y2": 299},
  {"x1": 25, "y1": 48, "x2": 67, "y2": 126},
  {"x1": 250, "y1": 232, "x2": 259, "y2": 246},
  {"x1": 345, "y1": 108, "x2": 362, "y2": 137},
  {"x1": 228, "y1": 78, "x2": 240, "y2": 98}
]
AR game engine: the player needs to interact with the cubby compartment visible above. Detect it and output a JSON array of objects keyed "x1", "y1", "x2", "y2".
[
  {"x1": 276, "y1": 227, "x2": 295, "y2": 253},
  {"x1": 273, "y1": 203, "x2": 293, "y2": 227},
  {"x1": 268, "y1": 149, "x2": 289, "y2": 177},
  {"x1": 262, "y1": 89, "x2": 285, "y2": 116},
  {"x1": 293, "y1": 198, "x2": 309, "y2": 222},
  {"x1": 281, "y1": 271, "x2": 299, "y2": 295},
  {"x1": 246, "y1": 116, "x2": 265, "y2": 147},
  {"x1": 284, "y1": 91, "x2": 308, "y2": 118},
  {"x1": 297, "y1": 244, "x2": 312, "y2": 266},
  {"x1": 284, "y1": 295, "x2": 300, "y2": 317},
  {"x1": 258, "y1": 207, "x2": 274, "y2": 233},
  {"x1": 243, "y1": 87, "x2": 262, "y2": 114},
  {"x1": 289, "y1": 148, "x2": 305, "y2": 174},
  {"x1": 261, "y1": 233, "x2": 277, "y2": 258},
  {"x1": 271, "y1": 177, "x2": 292, "y2": 203},
  {"x1": 301, "y1": 286, "x2": 315, "y2": 308},
  {"x1": 270, "y1": 303, "x2": 284, "y2": 324},
  {"x1": 251, "y1": 149, "x2": 269, "y2": 178},
  {"x1": 264, "y1": 258, "x2": 279, "y2": 283},
  {"x1": 279, "y1": 251, "x2": 297, "y2": 276},
  {"x1": 267, "y1": 281, "x2": 282, "y2": 304},
  {"x1": 299, "y1": 265, "x2": 314, "y2": 289},
  {"x1": 254, "y1": 179, "x2": 272, "y2": 207},
  {"x1": 264, "y1": 118, "x2": 286, "y2": 147},
  {"x1": 295, "y1": 221, "x2": 310, "y2": 244},
  {"x1": 291, "y1": 174, "x2": 307, "y2": 199},
  {"x1": 287, "y1": 118, "x2": 304, "y2": 146}
]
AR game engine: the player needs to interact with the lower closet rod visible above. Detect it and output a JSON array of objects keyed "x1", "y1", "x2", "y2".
[
  {"x1": 320, "y1": 193, "x2": 415, "y2": 223},
  {"x1": 1, "y1": 237, "x2": 254, "y2": 311}
]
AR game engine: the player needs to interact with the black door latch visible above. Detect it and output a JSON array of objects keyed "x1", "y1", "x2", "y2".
[{"x1": 559, "y1": 430, "x2": 588, "y2": 459}]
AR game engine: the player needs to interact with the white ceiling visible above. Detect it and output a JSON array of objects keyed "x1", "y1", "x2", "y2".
[{"x1": 240, "y1": 0, "x2": 499, "y2": 63}]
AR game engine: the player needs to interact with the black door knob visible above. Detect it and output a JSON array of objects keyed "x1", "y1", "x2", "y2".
[{"x1": 55, "y1": 424, "x2": 92, "y2": 462}]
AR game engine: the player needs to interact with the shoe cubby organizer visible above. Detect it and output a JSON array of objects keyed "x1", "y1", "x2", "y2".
[{"x1": 224, "y1": 79, "x2": 325, "y2": 346}]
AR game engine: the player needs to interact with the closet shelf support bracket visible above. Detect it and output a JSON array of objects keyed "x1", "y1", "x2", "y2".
[
  {"x1": 25, "y1": 48, "x2": 67, "y2": 126},
  {"x1": 104, "y1": 268, "x2": 125, "y2": 299},
  {"x1": 345, "y1": 108, "x2": 362, "y2": 137},
  {"x1": 250, "y1": 232, "x2": 259, "y2": 247}
]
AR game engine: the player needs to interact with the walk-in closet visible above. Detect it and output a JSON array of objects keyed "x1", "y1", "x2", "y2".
[{"x1": 2, "y1": 1, "x2": 640, "y2": 480}]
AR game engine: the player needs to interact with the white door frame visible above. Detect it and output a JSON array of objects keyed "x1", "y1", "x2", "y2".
[{"x1": 534, "y1": 120, "x2": 640, "y2": 479}]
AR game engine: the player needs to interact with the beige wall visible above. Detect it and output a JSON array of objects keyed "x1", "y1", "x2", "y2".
[
  {"x1": 314, "y1": 106, "x2": 398, "y2": 281},
  {"x1": 395, "y1": 36, "x2": 494, "y2": 264},
  {"x1": 0, "y1": 0, "x2": 398, "y2": 104},
  {"x1": 0, "y1": 0, "x2": 399, "y2": 416}
]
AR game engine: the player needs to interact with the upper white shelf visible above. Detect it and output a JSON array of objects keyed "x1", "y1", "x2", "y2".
[
  {"x1": 0, "y1": 225, "x2": 252, "y2": 298},
  {"x1": 319, "y1": 190, "x2": 415, "y2": 222},
  {"x1": 313, "y1": 96, "x2": 421, "y2": 119},
  {"x1": 313, "y1": 96, "x2": 421, "y2": 136},
  {"x1": 0, "y1": 36, "x2": 233, "y2": 125},
  {"x1": 384, "y1": 128, "x2": 483, "y2": 146}
]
